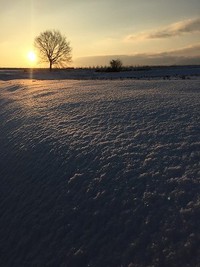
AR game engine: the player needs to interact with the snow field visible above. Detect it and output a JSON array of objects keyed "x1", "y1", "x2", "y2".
[{"x1": 0, "y1": 79, "x2": 200, "y2": 267}]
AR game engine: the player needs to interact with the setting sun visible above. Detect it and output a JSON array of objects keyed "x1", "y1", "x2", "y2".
[{"x1": 27, "y1": 51, "x2": 36, "y2": 62}]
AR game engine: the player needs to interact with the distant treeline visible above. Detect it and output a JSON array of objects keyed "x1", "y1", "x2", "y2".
[{"x1": 0, "y1": 65, "x2": 200, "y2": 72}]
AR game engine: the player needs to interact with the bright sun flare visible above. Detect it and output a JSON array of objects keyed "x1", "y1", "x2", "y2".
[{"x1": 27, "y1": 51, "x2": 36, "y2": 62}]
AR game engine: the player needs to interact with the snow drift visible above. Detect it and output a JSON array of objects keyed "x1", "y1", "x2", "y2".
[{"x1": 0, "y1": 78, "x2": 200, "y2": 267}]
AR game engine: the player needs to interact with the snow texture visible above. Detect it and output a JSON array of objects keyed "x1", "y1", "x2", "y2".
[{"x1": 0, "y1": 78, "x2": 200, "y2": 267}]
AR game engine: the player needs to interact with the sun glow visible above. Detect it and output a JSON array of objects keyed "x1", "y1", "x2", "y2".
[{"x1": 27, "y1": 51, "x2": 36, "y2": 62}]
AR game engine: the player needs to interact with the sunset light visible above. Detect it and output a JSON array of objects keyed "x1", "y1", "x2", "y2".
[
  {"x1": 0, "y1": 0, "x2": 200, "y2": 266},
  {"x1": 1, "y1": 0, "x2": 200, "y2": 67},
  {"x1": 27, "y1": 51, "x2": 36, "y2": 63}
]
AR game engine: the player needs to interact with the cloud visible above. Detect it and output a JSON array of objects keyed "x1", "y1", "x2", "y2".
[
  {"x1": 74, "y1": 44, "x2": 200, "y2": 66},
  {"x1": 158, "y1": 44, "x2": 200, "y2": 57},
  {"x1": 149, "y1": 18, "x2": 200, "y2": 38},
  {"x1": 127, "y1": 18, "x2": 200, "y2": 40}
]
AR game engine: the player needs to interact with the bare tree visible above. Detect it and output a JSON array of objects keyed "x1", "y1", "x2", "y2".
[{"x1": 34, "y1": 30, "x2": 72, "y2": 71}]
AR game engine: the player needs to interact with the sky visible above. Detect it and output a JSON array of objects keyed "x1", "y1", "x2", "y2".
[{"x1": 1, "y1": 0, "x2": 200, "y2": 67}]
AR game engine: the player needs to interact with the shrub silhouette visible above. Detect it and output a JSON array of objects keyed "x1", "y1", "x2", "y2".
[{"x1": 109, "y1": 59, "x2": 123, "y2": 72}]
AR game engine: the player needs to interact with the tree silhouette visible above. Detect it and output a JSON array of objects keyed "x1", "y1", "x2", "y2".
[
  {"x1": 34, "y1": 30, "x2": 72, "y2": 71},
  {"x1": 110, "y1": 59, "x2": 123, "y2": 71}
]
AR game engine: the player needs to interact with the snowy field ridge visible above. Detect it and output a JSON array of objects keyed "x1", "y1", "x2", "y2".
[
  {"x1": 0, "y1": 65, "x2": 200, "y2": 81},
  {"x1": 0, "y1": 78, "x2": 200, "y2": 267}
]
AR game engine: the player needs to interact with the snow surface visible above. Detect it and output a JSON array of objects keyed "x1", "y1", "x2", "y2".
[
  {"x1": 0, "y1": 65, "x2": 200, "y2": 81},
  {"x1": 0, "y1": 78, "x2": 200, "y2": 267}
]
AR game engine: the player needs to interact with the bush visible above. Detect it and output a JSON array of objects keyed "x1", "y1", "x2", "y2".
[{"x1": 109, "y1": 59, "x2": 123, "y2": 72}]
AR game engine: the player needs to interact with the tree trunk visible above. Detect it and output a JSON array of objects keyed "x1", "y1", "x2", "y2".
[{"x1": 49, "y1": 61, "x2": 52, "y2": 71}]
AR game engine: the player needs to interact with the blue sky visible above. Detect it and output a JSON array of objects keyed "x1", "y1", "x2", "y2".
[{"x1": 1, "y1": 0, "x2": 200, "y2": 67}]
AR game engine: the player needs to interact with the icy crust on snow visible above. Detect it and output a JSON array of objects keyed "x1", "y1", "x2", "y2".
[{"x1": 0, "y1": 79, "x2": 200, "y2": 266}]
